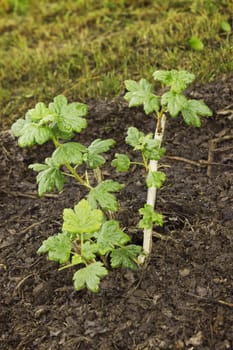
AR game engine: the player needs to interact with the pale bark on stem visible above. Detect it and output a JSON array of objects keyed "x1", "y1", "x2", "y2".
[{"x1": 139, "y1": 113, "x2": 166, "y2": 264}]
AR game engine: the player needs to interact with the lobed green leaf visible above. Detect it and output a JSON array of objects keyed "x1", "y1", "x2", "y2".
[
  {"x1": 126, "y1": 127, "x2": 145, "y2": 148},
  {"x1": 52, "y1": 142, "x2": 87, "y2": 166},
  {"x1": 29, "y1": 157, "x2": 64, "y2": 196},
  {"x1": 49, "y1": 95, "x2": 88, "y2": 133},
  {"x1": 139, "y1": 204, "x2": 163, "y2": 229},
  {"x1": 87, "y1": 180, "x2": 123, "y2": 212},
  {"x1": 83, "y1": 138, "x2": 115, "y2": 169},
  {"x1": 146, "y1": 171, "x2": 166, "y2": 188},
  {"x1": 142, "y1": 137, "x2": 166, "y2": 161},
  {"x1": 161, "y1": 91, "x2": 188, "y2": 117},
  {"x1": 181, "y1": 99, "x2": 212, "y2": 127},
  {"x1": 25, "y1": 102, "x2": 54, "y2": 122},
  {"x1": 110, "y1": 245, "x2": 142, "y2": 270},
  {"x1": 95, "y1": 220, "x2": 130, "y2": 255},
  {"x1": 73, "y1": 261, "x2": 108, "y2": 292},
  {"x1": 111, "y1": 153, "x2": 131, "y2": 172},
  {"x1": 37, "y1": 232, "x2": 72, "y2": 264},
  {"x1": 153, "y1": 69, "x2": 195, "y2": 93},
  {"x1": 13, "y1": 122, "x2": 53, "y2": 147},
  {"x1": 81, "y1": 241, "x2": 99, "y2": 261},
  {"x1": 62, "y1": 199, "x2": 103, "y2": 235},
  {"x1": 124, "y1": 79, "x2": 160, "y2": 114}
]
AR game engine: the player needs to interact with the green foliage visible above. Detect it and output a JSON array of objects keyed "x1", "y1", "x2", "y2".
[
  {"x1": 63, "y1": 199, "x2": 103, "y2": 235},
  {"x1": 83, "y1": 139, "x2": 115, "y2": 169},
  {"x1": 94, "y1": 220, "x2": 130, "y2": 255},
  {"x1": 111, "y1": 245, "x2": 142, "y2": 270},
  {"x1": 126, "y1": 127, "x2": 166, "y2": 161},
  {"x1": 52, "y1": 142, "x2": 87, "y2": 166},
  {"x1": 73, "y1": 262, "x2": 108, "y2": 293},
  {"x1": 11, "y1": 119, "x2": 53, "y2": 147},
  {"x1": 124, "y1": 69, "x2": 212, "y2": 240},
  {"x1": 49, "y1": 95, "x2": 88, "y2": 133},
  {"x1": 146, "y1": 171, "x2": 166, "y2": 189},
  {"x1": 181, "y1": 99, "x2": 212, "y2": 127},
  {"x1": 153, "y1": 70, "x2": 195, "y2": 93},
  {"x1": 12, "y1": 70, "x2": 213, "y2": 293},
  {"x1": 139, "y1": 204, "x2": 164, "y2": 229},
  {"x1": 29, "y1": 158, "x2": 64, "y2": 196},
  {"x1": 11, "y1": 95, "x2": 88, "y2": 148},
  {"x1": 124, "y1": 79, "x2": 160, "y2": 114},
  {"x1": 188, "y1": 35, "x2": 204, "y2": 51},
  {"x1": 12, "y1": 94, "x2": 142, "y2": 293},
  {"x1": 111, "y1": 153, "x2": 131, "y2": 172},
  {"x1": 87, "y1": 180, "x2": 123, "y2": 211},
  {"x1": 37, "y1": 232, "x2": 72, "y2": 264},
  {"x1": 1, "y1": 0, "x2": 232, "y2": 131},
  {"x1": 221, "y1": 20, "x2": 231, "y2": 33},
  {"x1": 161, "y1": 91, "x2": 188, "y2": 117}
]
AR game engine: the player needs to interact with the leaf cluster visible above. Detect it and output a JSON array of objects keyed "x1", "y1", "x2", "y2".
[
  {"x1": 124, "y1": 69, "x2": 212, "y2": 127},
  {"x1": 11, "y1": 95, "x2": 88, "y2": 147},
  {"x1": 12, "y1": 94, "x2": 142, "y2": 293},
  {"x1": 12, "y1": 95, "x2": 117, "y2": 197},
  {"x1": 38, "y1": 200, "x2": 141, "y2": 292}
]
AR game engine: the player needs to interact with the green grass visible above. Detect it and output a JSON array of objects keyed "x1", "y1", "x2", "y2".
[{"x1": 0, "y1": 0, "x2": 232, "y2": 129}]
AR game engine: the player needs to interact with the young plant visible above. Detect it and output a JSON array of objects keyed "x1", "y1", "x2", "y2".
[
  {"x1": 111, "y1": 69, "x2": 212, "y2": 261},
  {"x1": 11, "y1": 95, "x2": 141, "y2": 293}
]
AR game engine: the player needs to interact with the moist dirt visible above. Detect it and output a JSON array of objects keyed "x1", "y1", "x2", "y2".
[{"x1": 0, "y1": 76, "x2": 233, "y2": 350}]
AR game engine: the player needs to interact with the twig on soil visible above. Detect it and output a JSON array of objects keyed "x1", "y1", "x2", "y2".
[
  {"x1": 18, "y1": 220, "x2": 46, "y2": 235},
  {"x1": 207, "y1": 135, "x2": 233, "y2": 177},
  {"x1": 186, "y1": 292, "x2": 233, "y2": 308},
  {"x1": 2, "y1": 189, "x2": 60, "y2": 199},
  {"x1": 164, "y1": 155, "x2": 233, "y2": 168},
  {"x1": 13, "y1": 273, "x2": 34, "y2": 296}
]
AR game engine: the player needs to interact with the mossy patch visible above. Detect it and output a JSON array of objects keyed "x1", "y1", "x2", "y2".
[{"x1": 0, "y1": 0, "x2": 232, "y2": 128}]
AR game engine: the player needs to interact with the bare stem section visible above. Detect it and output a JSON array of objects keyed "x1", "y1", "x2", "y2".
[{"x1": 142, "y1": 113, "x2": 166, "y2": 258}]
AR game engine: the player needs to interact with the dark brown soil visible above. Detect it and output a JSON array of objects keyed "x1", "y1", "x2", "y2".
[{"x1": 1, "y1": 76, "x2": 233, "y2": 350}]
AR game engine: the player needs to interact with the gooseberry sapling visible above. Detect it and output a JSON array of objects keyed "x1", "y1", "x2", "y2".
[
  {"x1": 11, "y1": 95, "x2": 142, "y2": 292},
  {"x1": 112, "y1": 69, "x2": 213, "y2": 261}
]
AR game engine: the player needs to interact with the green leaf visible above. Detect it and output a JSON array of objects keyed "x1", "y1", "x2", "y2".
[
  {"x1": 52, "y1": 142, "x2": 87, "y2": 166},
  {"x1": 71, "y1": 253, "x2": 84, "y2": 266},
  {"x1": 81, "y1": 241, "x2": 98, "y2": 261},
  {"x1": 153, "y1": 70, "x2": 195, "y2": 93},
  {"x1": 124, "y1": 79, "x2": 160, "y2": 114},
  {"x1": 83, "y1": 138, "x2": 115, "y2": 169},
  {"x1": 111, "y1": 153, "x2": 131, "y2": 172},
  {"x1": 126, "y1": 127, "x2": 165, "y2": 161},
  {"x1": 161, "y1": 91, "x2": 188, "y2": 117},
  {"x1": 25, "y1": 102, "x2": 54, "y2": 122},
  {"x1": 221, "y1": 20, "x2": 231, "y2": 33},
  {"x1": 181, "y1": 99, "x2": 212, "y2": 127},
  {"x1": 63, "y1": 199, "x2": 103, "y2": 234},
  {"x1": 139, "y1": 204, "x2": 163, "y2": 229},
  {"x1": 13, "y1": 122, "x2": 53, "y2": 147},
  {"x1": 11, "y1": 118, "x2": 27, "y2": 137},
  {"x1": 73, "y1": 262, "x2": 108, "y2": 292},
  {"x1": 37, "y1": 232, "x2": 72, "y2": 264},
  {"x1": 29, "y1": 157, "x2": 64, "y2": 196},
  {"x1": 110, "y1": 245, "x2": 142, "y2": 270},
  {"x1": 143, "y1": 137, "x2": 166, "y2": 161},
  {"x1": 51, "y1": 124, "x2": 74, "y2": 141},
  {"x1": 49, "y1": 95, "x2": 88, "y2": 133},
  {"x1": 95, "y1": 220, "x2": 130, "y2": 255},
  {"x1": 126, "y1": 127, "x2": 145, "y2": 148},
  {"x1": 146, "y1": 171, "x2": 166, "y2": 188},
  {"x1": 188, "y1": 35, "x2": 204, "y2": 51},
  {"x1": 87, "y1": 180, "x2": 123, "y2": 212}
]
